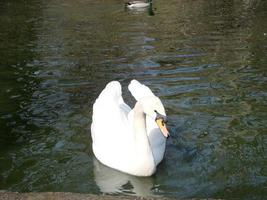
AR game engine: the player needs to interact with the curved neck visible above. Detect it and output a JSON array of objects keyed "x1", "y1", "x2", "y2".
[
  {"x1": 121, "y1": 102, "x2": 156, "y2": 176},
  {"x1": 133, "y1": 102, "x2": 148, "y2": 144},
  {"x1": 133, "y1": 102, "x2": 154, "y2": 161}
]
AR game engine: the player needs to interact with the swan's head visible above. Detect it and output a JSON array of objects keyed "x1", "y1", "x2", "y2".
[{"x1": 140, "y1": 96, "x2": 169, "y2": 138}]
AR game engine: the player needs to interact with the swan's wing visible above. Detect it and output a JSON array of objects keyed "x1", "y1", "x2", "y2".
[
  {"x1": 93, "y1": 81, "x2": 131, "y2": 114},
  {"x1": 92, "y1": 81, "x2": 131, "y2": 137},
  {"x1": 128, "y1": 80, "x2": 155, "y2": 101},
  {"x1": 91, "y1": 81, "x2": 133, "y2": 166}
]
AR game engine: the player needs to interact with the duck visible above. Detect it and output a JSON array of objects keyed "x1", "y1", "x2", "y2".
[
  {"x1": 125, "y1": 0, "x2": 152, "y2": 9},
  {"x1": 91, "y1": 80, "x2": 169, "y2": 176}
]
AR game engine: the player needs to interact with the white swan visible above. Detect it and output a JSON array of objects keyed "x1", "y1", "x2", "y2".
[
  {"x1": 125, "y1": 0, "x2": 152, "y2": 9},
  {"x1": 91, "y1": 80, "x2": 169, "y2": 176}
]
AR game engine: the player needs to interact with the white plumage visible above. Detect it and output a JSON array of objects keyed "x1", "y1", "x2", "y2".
[
  {"x1": 91, "y1": 80, "x2": 169, "y2": 176},
  {"x1": 126, "y1": 1, "x2": 151, "y2": 9}
]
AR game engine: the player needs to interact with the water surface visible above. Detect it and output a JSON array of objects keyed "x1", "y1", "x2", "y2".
[{"x1": 0, "y1": 0, "x2": 266, "y2": 199}]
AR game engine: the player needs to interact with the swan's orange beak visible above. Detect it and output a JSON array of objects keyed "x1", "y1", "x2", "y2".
[{"x1": 156, "y1": 118, "x2": 169, "y2": 138}]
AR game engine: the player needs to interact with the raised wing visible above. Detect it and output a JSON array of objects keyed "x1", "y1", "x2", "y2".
[{"x1": 128, "y1": 80, "x2": 155, "y2": 101}]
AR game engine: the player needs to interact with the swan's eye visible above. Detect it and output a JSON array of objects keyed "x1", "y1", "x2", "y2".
[{"x1": 155, "y1": 111, "x2": 167, "y2": 123}]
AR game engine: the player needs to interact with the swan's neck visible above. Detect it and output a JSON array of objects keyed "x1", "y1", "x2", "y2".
[
  {"x1": 133, "y1": 102, "x2": 148, "y2": 145},
  {"x1": 132, "y1": 102, "x2": 155, "y2": 175}
]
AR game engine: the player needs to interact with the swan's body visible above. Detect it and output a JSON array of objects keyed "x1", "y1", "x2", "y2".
[
  {"x1": 91, "y1": 80, "x2": 169, "y2": 176},
  {"x1": 126, "y1": 0, "x2": 151, "y2": 9}
]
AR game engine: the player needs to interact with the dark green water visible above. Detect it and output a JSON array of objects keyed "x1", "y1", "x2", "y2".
[{"x1": 0, "y1": 0, "x2": 266, "y2": 199}]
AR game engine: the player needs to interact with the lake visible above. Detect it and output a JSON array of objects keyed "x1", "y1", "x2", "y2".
[{"x1": 0, "y1": 0, "x2": 266, "y2": 199}]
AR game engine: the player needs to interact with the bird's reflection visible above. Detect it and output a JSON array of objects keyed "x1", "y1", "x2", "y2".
[
  {"x1": 93, "y1": 158, "x2": 156, "y2": 196},
  {"x1": 148, "y1": 3, "x2": 154, "y2": 16}
]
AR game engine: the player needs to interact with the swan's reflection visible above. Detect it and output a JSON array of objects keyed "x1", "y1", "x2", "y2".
[{"x1": 93, "y1": 158, "x2": 155, "y2": 196}]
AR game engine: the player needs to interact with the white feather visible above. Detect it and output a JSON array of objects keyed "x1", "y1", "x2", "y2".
[
  {"x1": 91, "y1": 80, "x2": 167, "y2": 176},
  {"x1": 128, "y1": 79, "x2": 155, "y2": 101}
]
